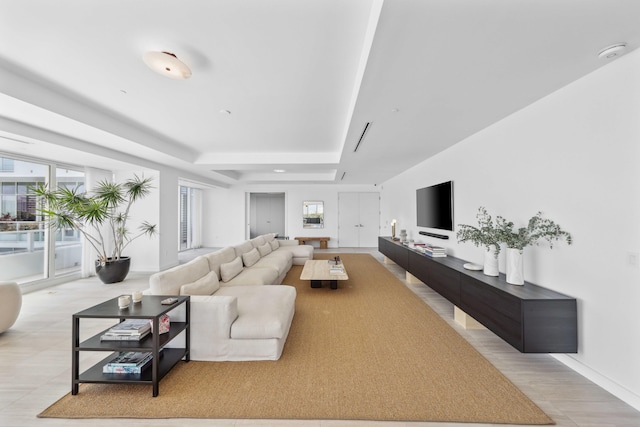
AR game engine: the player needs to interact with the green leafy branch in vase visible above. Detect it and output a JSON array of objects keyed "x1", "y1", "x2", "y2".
[
  {"x1": 495, "y1": 212, "x2": 572, "y2": 251},
  {"x1": 456, "y1": 206, "x2": 502, "y2": 256}
]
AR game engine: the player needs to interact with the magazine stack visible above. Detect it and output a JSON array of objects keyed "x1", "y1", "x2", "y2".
[
  {"x1": 101, "y1": 319, "x2": 151, "y2": 341},
  {"x1": 103, "y1": 351, "x2": 153, "y2": 374},
  {"x1": 421, "y1": 244, "x2": 447, "y2": 258}
]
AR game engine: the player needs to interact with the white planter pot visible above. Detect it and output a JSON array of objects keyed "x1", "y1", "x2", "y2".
[
  {"x1": 483, "y1": 245, "x2": 499, "y2": 276},
  {"x1": 505, "y1": 248, "x2": 524, "y2": 285}
]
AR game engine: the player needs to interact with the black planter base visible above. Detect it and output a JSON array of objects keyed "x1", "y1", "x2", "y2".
[{"x1": 95, "y1": 257, "x2": 131, "y2": 284}]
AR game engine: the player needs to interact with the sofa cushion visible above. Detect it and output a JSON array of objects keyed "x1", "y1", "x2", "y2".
[
  {"x1": 254, "y1": 251, "x2": 292, "y2": 276},
  {"x1": 278, "y1": 243, "x2": 314, "y2": 259},
  {"x1": 242, "y1": 248, "x2": 261, "y2": 267},
  {"x1": 269, "y1": 239, "x2": 280, "y2": 250},
  {"x1": 216, "y1": 285, "x2": 297, "y2": 339},
  {"x1": 180, "y1": 271, "x2": 220, "y2": 296},
  {"x1": 204, "y1": 247, "x2": 236, "y2": 280},
  {"x1": 220, "y1": 257, "x2": 244, "y2": 282},
  {"x1": 222, "y1": 266, "x2": 279, "y2": 286},
  {"x1": 149, "y1": 256, "x2": 210, "y2": 295},
  {"x1": 233, "y1": 241, "x2": 255, "y2": 258},
  {"x1": 250, "y1": 236, "x2": 266, "y2": 248},
  {"x1": 257, "y1": 242, "x2": 272, "y2": 257}
]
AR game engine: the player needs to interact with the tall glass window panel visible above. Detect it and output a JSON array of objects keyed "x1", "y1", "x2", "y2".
[
  {"x1": 0, "y1": 157, "x2": 48, "y2": 283},
  {"x1": 179, "y1": 186, "x2": 189, "y2": 251},
  {"x1": 54, "y1": 167, "x2": 85, "y2": 277},
  {"x1": 179, "y1": 186, "x2": 201, "y2": 251}
]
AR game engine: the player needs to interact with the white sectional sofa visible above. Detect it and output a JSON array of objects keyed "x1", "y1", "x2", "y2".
[{"x1": 145, "y1": 234, "x2": 313, "y2": 361}]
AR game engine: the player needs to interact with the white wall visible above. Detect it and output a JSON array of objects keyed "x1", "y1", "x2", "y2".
[
  {"x1": 380, "y1": 48, "x2": 640, "y2": 409},
  {"x1": 202, "y1": 184, "x2": 379, "y2": 248},
  {"x1": 158, "y1": 169, "x2": 179, "y2": 271}
]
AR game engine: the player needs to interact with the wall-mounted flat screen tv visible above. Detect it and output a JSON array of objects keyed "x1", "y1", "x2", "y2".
[{"x1": 416, "y1": 181, "x2": 454, "y2": 231}]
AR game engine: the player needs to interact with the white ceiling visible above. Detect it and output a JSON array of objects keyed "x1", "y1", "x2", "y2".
[{"x1": 1, "y1": 0, "x2": 639, "y2": 187}]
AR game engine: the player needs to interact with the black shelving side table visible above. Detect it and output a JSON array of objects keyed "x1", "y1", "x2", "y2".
[{"x1": 72, "y1": 295, "x2": 190, "y2": 397}]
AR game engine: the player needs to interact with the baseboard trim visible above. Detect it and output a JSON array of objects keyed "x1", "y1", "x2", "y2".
[
  {"x1": 553, "y1": 354, "x2": 640, "y2": 412},
  {"x1": 20, "y1": 273, "x2": 83, "y2": 294}
]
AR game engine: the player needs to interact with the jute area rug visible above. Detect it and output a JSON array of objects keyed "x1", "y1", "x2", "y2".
[{"x1": 40, "y1": 253, "x2": 553, "y2": 424}]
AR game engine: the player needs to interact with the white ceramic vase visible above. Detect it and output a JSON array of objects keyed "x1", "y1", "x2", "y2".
[
  {"x1": 483, "y1": 245, "x2": 499, "y2": 277},
  {"x1": 505, "y1": 248, "x2": 524, "y2": 285}
]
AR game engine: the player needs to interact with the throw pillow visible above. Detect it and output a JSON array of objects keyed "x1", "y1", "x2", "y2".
[
  {"x1": 242, "y1": 248, "x2": 261, "y2": 267},
  {"x1": 220, "y1": 256, "x2": 243, "y2": 282},
  {"x1": 269, "y1": 239, "x2": 280, "y2": 250},
  {"x1": 179, "y1": 271, "x2": 220, "y2": 296},
  {"x1": 258, "y1": 242, "x2": 272, "y2": 257}
]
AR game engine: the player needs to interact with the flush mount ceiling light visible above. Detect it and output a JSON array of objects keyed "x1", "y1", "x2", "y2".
[
  {"x1": 273, "y1": 169, "x2": 286, "y2": 173},
  {"x1": 598, "y1": 43, "x2": 627, "y2": 60},
  {"x1": 143, "y1": 51, "x2": 192, "y2": 79}
]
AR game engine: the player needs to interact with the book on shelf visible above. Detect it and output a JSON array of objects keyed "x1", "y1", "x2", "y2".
[
  {"x1": 106, "y1": 351, "x2": 153, "y2": 366},
  {"x1": 102, "y1": 350, "x2": 162, "y2": 374},
  {"x1": 415, "y1": 245, "x2": 447, "y2": 257},
  {"x1": 108, "y1": 319, "x2": 151, "y2": 335},
  {"x1": 422, "y1": 251, "x2": 447, "y2": 258},
  {"x1": 100, "y1": 330, "x2": 150, "y2": 341},
  {"x1": 102, "y1": 363, "x2": 151, "y2": 374}
]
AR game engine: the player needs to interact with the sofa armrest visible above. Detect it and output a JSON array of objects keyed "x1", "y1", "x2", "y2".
[
  {"x1": 190, "y1": 295, "x2": 239, "y2": 339},
  {"x1": 278, "y1": 240, "x2": 299, "y2": 247}
]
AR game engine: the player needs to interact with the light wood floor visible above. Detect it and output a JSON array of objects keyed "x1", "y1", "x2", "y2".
[{"x1": 1, "y1": 248, "x2": 639, "y2": 427}]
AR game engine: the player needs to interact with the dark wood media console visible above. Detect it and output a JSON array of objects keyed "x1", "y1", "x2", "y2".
[{"x1": 379, "y1": 236, "x2": 577, "y2": 353}]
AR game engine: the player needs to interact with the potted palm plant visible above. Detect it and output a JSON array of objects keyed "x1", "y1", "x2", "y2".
[
  {"x1": 495, "y1": 212, "x2": 572, "y2": 285},
  {"x1": 32, "y1": 175, "x2": 157, "y2": 283},
  {"x1": 456, "y1": 207, "x2": 501, "y2": 276}
]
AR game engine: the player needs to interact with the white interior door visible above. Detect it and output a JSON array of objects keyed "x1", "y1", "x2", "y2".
[
  {"x1": 338, "y1": 192, "x2": 380, "y2": 247},
  {"x1": 338, "y1": 193, "x2": 360, "y2": 247},
  {"x1": 358, "y1": 192, "x2": 380, "y2": 247}
]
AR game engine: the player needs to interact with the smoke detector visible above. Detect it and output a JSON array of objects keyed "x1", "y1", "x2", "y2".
[{"x1": 598, "y1": 43, "x2": 627, "y2": 60}]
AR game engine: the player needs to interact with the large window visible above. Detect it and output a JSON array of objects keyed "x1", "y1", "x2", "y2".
[
  {"x1": 0, "y1": 157, "x2": 48, "y2": 282},
  {"x1": 179, "y1": 185, "x2": 202, "y2": 251},
  {"x1": 0, "y1": 155, "x2": 85, "y2": 284}
]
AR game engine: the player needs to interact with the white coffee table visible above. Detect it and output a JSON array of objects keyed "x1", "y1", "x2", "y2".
[{"x1": 300, "y1": 260, "x2": 348, "y2": 290}]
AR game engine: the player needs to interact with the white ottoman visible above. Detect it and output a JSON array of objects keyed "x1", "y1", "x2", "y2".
[{"x1": 0, "y1": 282, "x2": 22, "y2": 333}]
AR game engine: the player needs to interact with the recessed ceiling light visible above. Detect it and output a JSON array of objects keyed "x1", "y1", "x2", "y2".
[
  {"x1": 143, "y1": 51, "x2": 192, "y2": 79},
  {"x1": 273, "y1": 169, "x2": 286, "y2": 173},
  {"x1": 598, "y1": 43, "x2": 627, "y2": 60}
]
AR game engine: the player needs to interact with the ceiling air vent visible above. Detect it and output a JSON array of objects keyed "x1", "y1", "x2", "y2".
[{"x1": 354, "y1": 122, "x2": 371, "y2": 152}]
